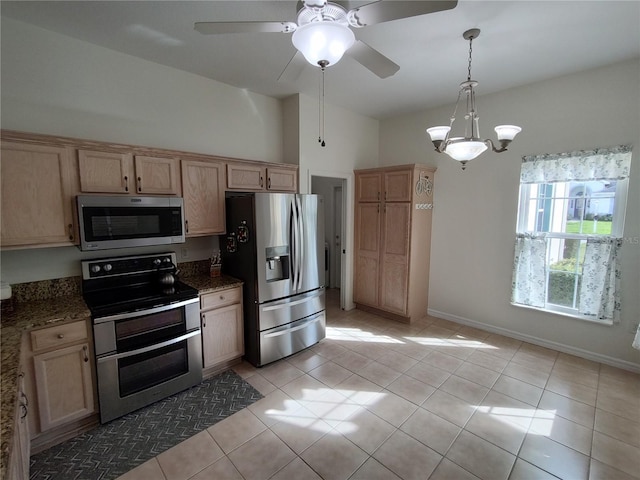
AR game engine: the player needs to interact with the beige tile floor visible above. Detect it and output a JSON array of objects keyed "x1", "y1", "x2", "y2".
[{"x1": 118, "y1": 290, "x2": 640, "y2": 480}]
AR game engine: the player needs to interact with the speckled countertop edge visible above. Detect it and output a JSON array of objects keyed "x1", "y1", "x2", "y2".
[{"x1": 0, "y1": 273, "x2": 242, "y2": 476}]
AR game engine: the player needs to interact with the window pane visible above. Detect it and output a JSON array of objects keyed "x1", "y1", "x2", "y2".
[
  {"x1": 547, "y1": 238, "x2": 585, "y2": 309},
  {"x1": 521, "y1": 181, "x2": 617, "y2": 235},
  {"x1": 548, "y1": 271, "x2": 580, "y2": 307}
]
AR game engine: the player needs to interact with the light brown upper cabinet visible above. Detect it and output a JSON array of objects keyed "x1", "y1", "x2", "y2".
[
  {"x1": 226, "y1": 163, "x2": 297, "y2": 192},
  {"x1": 266, "y1": 167, "x2": 297, "y2": 192},
  {"x1": 227, "y1": 163, "x2": 265, "y2": 191},
  {"x1": 353, "y1": 165, "x2": 435, "y2": 323},
  {"x1": 1, "y1": 141, "x2": 78, "y2": 248},
  {"x1": 78, "y1": 150, "x2": 181, "y2": 195},
  {"x1": 181, "y1": 159, "x2": 226, "y2": 236}
]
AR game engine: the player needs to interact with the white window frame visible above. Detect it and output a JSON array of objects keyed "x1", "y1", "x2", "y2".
[{"x1": 515, "y1": 178, "x2": 629, "y2": 321}]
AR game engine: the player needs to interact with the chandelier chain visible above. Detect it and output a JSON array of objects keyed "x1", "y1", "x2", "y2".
[{"x1": 467, "y1": 35, "x2": 473, "y2": 81}]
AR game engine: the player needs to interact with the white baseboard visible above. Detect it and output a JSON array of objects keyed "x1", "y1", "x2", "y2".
[{"x1": 428, "y1": 308, "x2": 640, "y2": 374}]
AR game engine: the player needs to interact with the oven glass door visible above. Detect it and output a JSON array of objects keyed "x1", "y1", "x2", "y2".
[
  {"x1": 118, "y1": 339, "x2": 188, "y2": 397},
  {"x1": 116, "y1": 308, "x2": 186, "y2": 352}
]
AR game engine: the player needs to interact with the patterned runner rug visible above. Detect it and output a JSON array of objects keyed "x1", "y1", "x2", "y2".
[{"x1": 29, "y1": 369, "x2": 263, "y2": 480}]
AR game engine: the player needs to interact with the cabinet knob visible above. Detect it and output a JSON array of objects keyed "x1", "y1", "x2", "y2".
[
  {"x1": 68, "y1": 224, "x2": 74, "y2": 241},
  {"x1": 260, "y1": 176, "x2": 264, "y2": 188},
  {"x1": 124, "y1": 175, "x2": 129, "y2": 192},
  {"x1": 58, "y1": 334, "x2": 64, "y2": 339},
  {"x1": 220, "y1": 295, "x2": 225, "y2": 300},
  {"x1": 185, "y1": 220, "x2": 189, "y2": 233},
  {"x1": 83, "y1": 345, "x2": 89, "y2": 362},
  {"x1": 137, "y1": 176, "x2": 142, "y2": 192}
]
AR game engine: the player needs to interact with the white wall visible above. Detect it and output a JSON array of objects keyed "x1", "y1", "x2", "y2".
[
  {"x1": 1, "y1": 17, "x2": 283, "y2": 162},
  {"x1": 297, "y1": 93, "x2": 379, "y2": 310},
  {"x1": 0, "y1": 17, "x2": 286, "y2": 283},
  {"x1": 380, "y1": 59, "x2": 640, "y2": 369}
]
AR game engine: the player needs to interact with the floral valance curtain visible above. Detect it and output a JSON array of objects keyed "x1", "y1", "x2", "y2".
[{"x1": 520, "y1": 145, "x2": 632, "y2": 184}]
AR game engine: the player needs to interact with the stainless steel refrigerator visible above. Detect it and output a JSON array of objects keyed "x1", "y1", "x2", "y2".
[{"x1": 222, "y1": 193, "x2": 325, "y2": 367}]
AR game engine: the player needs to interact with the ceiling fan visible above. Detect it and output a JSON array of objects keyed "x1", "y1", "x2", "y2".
[{"x1": 194, "y1": 0, "x2": 458, "y2": 80}]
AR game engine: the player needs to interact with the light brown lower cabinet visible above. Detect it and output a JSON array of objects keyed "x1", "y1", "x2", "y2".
[
  {"x1": 21, "y1": 319, "x2": 97, "y2": 454},
  {"x1": 33, "y1": 342, "x2": 94, "y2": 431},
  {"x1": 6, "y1": 370, "x2": 30, "y2": 480},
  {"x1": 200, "y1": 286, "x2": 244, "y2": 376}
]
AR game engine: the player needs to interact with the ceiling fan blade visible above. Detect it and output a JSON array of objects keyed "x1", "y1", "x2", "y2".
[
  {"x1": 278, "y1": 51, "x2": 307, "y2": 83},
  {"x1": 346, "y1": 40, "x2": 399, "y2": 78},
  {"x1": 194, "y1": 21, "x2": 296, "y2": 35},
  {"x1": 347, "y1": 0, "x2": 458, "y2": 27}
]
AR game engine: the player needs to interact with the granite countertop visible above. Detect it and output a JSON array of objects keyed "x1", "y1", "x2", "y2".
[
  {"x1": 0, "y1": 272, "x2": 242, "y2": 476},
  {"x1": 180, "y1": 273, "x2": 243, "y2": 295}
]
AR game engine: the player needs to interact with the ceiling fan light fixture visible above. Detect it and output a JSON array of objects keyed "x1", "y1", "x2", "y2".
[{"x1": 292, "y1": 21, "x2": 355, "y2": 67}]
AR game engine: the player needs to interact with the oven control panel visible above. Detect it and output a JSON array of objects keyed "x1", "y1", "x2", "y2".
[{"x1": 81, "y1": 252, "x2": 177, "y2": 279}]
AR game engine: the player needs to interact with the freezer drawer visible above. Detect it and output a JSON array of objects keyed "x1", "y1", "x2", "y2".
[
  {"x1": 259, "y1": 311, "x2": 326, "y2": 366},
  {"x1": 258, "y1": 288, "x2": 325, "y2": 331}
]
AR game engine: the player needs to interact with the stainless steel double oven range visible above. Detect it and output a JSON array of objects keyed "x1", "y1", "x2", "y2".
[{"x1": 81, "y1": 252, "x2": 202, "y2": 424}]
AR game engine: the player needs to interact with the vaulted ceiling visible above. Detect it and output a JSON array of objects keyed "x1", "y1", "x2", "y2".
[{"x1": 2, "y1": 1, "x2": 639, "y2": 119}]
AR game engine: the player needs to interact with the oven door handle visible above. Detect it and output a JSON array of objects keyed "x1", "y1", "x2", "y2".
[
  {"x1": 96, "y1": 330, "x2": 200, "y2": 363},
  {"x1": 93, "y1": 297, "x2": 200, "y2": 324}
]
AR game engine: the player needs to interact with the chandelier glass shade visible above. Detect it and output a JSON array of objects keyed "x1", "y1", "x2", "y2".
[{"x1": 426, "y1": 29, "x2": 521, "y2": 170}]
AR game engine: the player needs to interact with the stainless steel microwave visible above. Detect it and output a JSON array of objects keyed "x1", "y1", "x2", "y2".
[{"x1": 77, "y1": 195, "x2": 185, "y2": 251}]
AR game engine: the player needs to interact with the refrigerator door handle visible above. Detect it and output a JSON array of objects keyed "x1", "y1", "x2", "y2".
[
  {"x1": 290, "y1": 198, "x2": 299, "y2": 290},
  {"x1": 295, "y1": 195, "x2": 304, "y2": 291}
]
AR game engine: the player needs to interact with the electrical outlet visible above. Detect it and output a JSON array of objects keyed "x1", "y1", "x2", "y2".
[{"x1": 181, "y1": 247, "x2": 188, "y2": 259}]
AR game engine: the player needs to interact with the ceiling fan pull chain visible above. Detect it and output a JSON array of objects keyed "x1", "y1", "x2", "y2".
[{"x1": 319, "y1": 64, "x2": 326, "y2": 147}]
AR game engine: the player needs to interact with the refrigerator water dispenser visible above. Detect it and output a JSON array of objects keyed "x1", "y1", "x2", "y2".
[{"x1": 265, "y1": 246, "x2": 290, "y2": 282}]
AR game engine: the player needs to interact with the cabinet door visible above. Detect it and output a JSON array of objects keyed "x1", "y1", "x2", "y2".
[
  {"x1": 354, "y1": 202, "x2": 381, "y2": 307},
  {"x1": 78, "y1": 150, "x2": 133, "y2": 193},
  {"x1": 227, "y1": 163, "x2": 265, "y2": 191},
  {"x1": 201, "y1": 304, "x2": 244, "y2": 368},
  {"x1": 1, "y1": 142, "x2": 76, "y2": 247},
  {"x1": 384, "y1": 169, "x2": 413, "y2": 202},
  {"x1": 134, "y1": 155, "x2": 181, "y2": 195},
  {"x1": 266, "y1": 167, "x2": 297, "y2": 192},
  {"x1": 7, "y1": 373, "x2": 30, "y2": 480},
  {"x1": 33, "y1": 343, "x2": 94, "y2": 432},
  {"x1": 379, "y1": 203, "x2": 411, "y2": 315},
  {"x1": 356, "y1": 172, "x2": 382, "y2": 202},
  {"x1": 181, "y1": 160, "x2": 226, "y2": 236}
]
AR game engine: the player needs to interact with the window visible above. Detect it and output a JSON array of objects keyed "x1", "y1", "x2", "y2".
[{"x1": 512, "y1": 145, "x2": 632, "y2": 324}]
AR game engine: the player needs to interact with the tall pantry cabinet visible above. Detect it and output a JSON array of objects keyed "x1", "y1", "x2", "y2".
[{"x1": 354, "y1": 164, "x2": 435, "y2": 323}]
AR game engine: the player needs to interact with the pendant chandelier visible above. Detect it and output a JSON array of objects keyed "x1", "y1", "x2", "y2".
[{"x1": 427, "y1": 29, "x2": 521, "y2": 170}]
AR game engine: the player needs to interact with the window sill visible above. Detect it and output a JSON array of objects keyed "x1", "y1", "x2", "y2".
[{"x1": 510, "y1": 302, "x2": 614, "y2": 326}]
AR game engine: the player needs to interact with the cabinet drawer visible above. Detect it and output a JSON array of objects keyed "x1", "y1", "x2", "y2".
[
  {"x1": 30, "y1": 321, "x2": 88, "y2": 353},
  {"x1": 201, "y1": 286, "x2": 242, "y2": 311}
]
